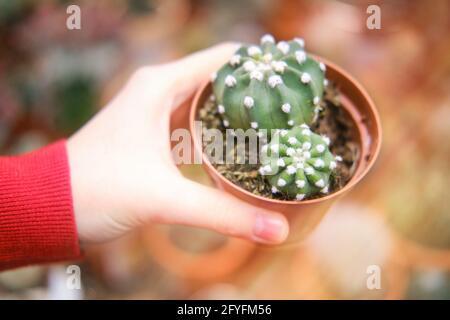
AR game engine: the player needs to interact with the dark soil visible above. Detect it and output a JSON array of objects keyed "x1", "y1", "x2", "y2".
[{"x1": 198, "y1": 83, "x2": 360, "y2": 201}]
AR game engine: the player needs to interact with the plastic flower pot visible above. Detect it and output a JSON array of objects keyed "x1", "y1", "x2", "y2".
[{"x1": 189, "y1": 56, "x2": 382, "y2": 243}]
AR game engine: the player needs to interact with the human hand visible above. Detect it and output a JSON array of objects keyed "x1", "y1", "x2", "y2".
[{"x1": 67, "y1": 43, "x2": 289, "y2": 245}]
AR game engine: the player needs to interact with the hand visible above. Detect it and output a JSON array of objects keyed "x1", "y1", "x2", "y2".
[{"x1": 67, "y1": 43, "x2": 289, "y2": 245}]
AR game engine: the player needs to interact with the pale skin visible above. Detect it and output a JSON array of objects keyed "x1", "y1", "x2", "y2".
[{"x1": 67, "y1": 43, "x2": 289, "y2": 245}]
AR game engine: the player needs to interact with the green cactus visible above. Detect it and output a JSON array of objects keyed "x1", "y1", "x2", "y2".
[
  {"x1": 259, "y1": 124, "x2": 340, "y2": 200},
  {"x1": 211, "y1": 34, "x2": 326, "y2": 131}
]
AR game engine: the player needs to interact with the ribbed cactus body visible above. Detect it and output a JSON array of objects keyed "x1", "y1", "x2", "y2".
[
  {"x1": 212, "y1": 35, "x2": 326, "y2": 130},
  {"x1": 259, "y1": 124, "x2": 338, "y2": 200}
]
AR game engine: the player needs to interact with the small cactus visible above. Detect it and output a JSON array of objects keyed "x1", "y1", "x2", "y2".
[
  {"x1": 259, "y1": 124, "x2": 339, "y2": 200},
  {"x1": 212, "y1": 34, "x2": 326, "y2": 130}
]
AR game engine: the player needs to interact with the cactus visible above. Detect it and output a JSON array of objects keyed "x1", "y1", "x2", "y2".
[
  {"x1": 259, "y1": 124, "x2": 340, "y2": 200},
  {"x1": 211, "y1": 34, "x2": 326, "y2": 131}
]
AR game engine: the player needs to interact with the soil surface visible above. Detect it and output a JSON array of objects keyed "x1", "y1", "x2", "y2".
[{"x1": 198, "y1": 83, "x2": 360, "y2": 201}]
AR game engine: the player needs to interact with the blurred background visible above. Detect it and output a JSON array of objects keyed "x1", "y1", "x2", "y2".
[{"x1": 0, "y1": 0, "x2": 449, "y2": 300}]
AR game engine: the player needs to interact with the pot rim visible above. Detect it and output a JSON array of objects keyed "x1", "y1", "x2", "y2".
[
  {"x1": 189, "y1": 55, "x2": 382, "y2": 205},
  {"x1": 142, "y1": 225, "x2": 256, "y2": 280}
]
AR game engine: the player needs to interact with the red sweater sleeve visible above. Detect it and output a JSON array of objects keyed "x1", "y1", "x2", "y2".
[{"x1": 0, "y1": 140, "x2": 81, "y2": 271}]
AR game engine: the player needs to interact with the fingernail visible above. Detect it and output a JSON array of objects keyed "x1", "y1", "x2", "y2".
[{"x1": 252, "y1": 213, "x2": 288, "y2": 244}]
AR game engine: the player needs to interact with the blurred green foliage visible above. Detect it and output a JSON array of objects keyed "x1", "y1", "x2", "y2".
[
  {"x1": 54, "y1": 74, "x2": 97, "y2": 135},
  {"x1": 387, "y1": 156, "x2": 450, "y2": 249},
  {"x1": 407, "y1": 270, "x2": 450, "y2": 300},
  {"x1": 0, "y1": 0, "x2": 33, "y2": 27}
]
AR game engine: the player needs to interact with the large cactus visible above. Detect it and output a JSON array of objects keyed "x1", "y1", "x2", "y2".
[
  {"x1": 211, "y1": 34, "x2": 326, "y2": 130},
  {"x1": 259, "y1": 124, "x2": 339, "y2": 200}
]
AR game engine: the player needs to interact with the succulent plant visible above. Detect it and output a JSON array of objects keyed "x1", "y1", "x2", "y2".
[
  {"x1": 211, "y1": 34, "x2": 327, "y2": 131},
  {"x1": 259, "y1": 124, "x2": 340, "y2": 200}
]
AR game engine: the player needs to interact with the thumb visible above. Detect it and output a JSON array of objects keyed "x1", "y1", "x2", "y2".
[{"x1": 161, "y1": 179, "x2": 289, "y2": 244}]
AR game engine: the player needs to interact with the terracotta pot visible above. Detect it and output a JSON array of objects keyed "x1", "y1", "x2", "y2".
[
  {"x1": 287, "y1": 245, "x2": 408, "y2": 300},
  {"x1": 143, "y1": 225, "x2": 256, "y2": 281},
  {"x1": 189, "y1": 56, "x2": 382, "y2": 243},
  {"x1": 242, "y1": 204, "x2": 408, "y2": 299},
  {"x1": 286, "y1": 205, "x2": 409, "y2": 299}
]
